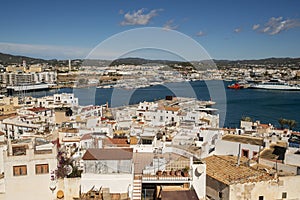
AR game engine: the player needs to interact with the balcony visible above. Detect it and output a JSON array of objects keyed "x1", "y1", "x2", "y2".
[{"x1": 142, "y1": 172, "x2": 191, "y2": 183}]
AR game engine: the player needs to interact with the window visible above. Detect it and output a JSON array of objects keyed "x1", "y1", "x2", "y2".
[
  {"x1": 36, "y1": 164, "x2": 49, "y2": 174},
  {"x1": 282, "y1": 192, "x2": 287, "y2": 198},
  {"x1": 242, "y1": 149, "x2": 249, "y2": 158},
  {"x1": 13, "y1": 165, "x2": 27, "y2": 176},
  {"x1": 258, "y1": 196, "x2": 264, "y2": 200},
  {"x1": 253, "y1": 151, "x2": 258, "y2": 158},
  {"x1": 218, "y1": 192, "x2": 222, "y2": 198}
]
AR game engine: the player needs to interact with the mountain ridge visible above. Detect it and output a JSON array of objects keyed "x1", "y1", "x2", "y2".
[{"x1": 0, "y1": 52, "x2": 300, "y2": 68}]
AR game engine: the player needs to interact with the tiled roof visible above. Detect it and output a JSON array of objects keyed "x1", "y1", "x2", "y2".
[
  {"x1": 222, "y1": 134, "x2": 264, "y2": 146},
  {"x1": 80, "y1": 133, "x2": 92, "y2": 141},
  {"x1": 28, "y1": 107, "x2": 49, "y2": 112},
  {"x1": 0, "y1": 113, "x2": 17, "y2": 121},
  {"x1": 161, "y1": 190, "x2": 198, "y2": 200},
  {"x1": 82, "y1": 148, "x2": 133, "y2": 160},
  {"x1": 158, "y1": 106, "x2": 180, "y2": 112},
  {"x1": 108, "y1": 138, "x2": 129, "y2": 145},
  {"x1": 204, "y1": 155, "x2": 275, "y2": 185},
  {"x1": 258, "y1": 124, "x2": 270, "y2": 128}
]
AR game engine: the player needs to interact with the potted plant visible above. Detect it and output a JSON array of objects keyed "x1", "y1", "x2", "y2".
[
  {"x1": 170, "y1": 168, "x2": 175, "y2": 176},
  {"x1": 156, "y1": 170, "x2": 162, "y2": 176},
  {"x1": 183, "y1": 166, "x2": 190, "y2": 177},
  {"x1": 175, "y1": 169, "x2": 182, "y2": 176}
]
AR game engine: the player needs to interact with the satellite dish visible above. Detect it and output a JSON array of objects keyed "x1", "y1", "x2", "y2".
[
  {"x1": 64, "y1": 165, "x2": 73, "y2": 175},
  {"x1": 195, "y1": 165, "x2": 204, "y2": 177}
]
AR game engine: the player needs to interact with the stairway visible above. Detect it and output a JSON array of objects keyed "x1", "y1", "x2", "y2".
[{"x1": 132, "y1": 176, "x2": 142, "y2": 200}]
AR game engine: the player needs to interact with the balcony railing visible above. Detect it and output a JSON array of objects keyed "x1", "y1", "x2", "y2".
[{"x1": 142, "y1": 174, "x2": 191, "y2": 182}]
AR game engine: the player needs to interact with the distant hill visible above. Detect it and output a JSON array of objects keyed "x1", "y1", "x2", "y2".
[
  {"x1": 214, "y1": 57, "x2": 300, "y2": 68},
  {"x1": 109, "y1": 57, "x2": 194, "y2": 67},
  {"x1": 0, "y1": 52, "x2": 49, "y2": 65},
  {"x1": 0, "y1": 52, "x2": 299, "y2": 69},
  {"x1": 0, "y1": 52, "x2": 83, "y2": 66}
]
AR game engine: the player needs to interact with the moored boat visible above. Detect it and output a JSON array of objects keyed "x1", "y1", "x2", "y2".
[
  {"x1": 250, "y1": 79, "x2": 300, "y2": 90},
  {"x1": 227, "y1": 83, "x2": 243, "y2": 89}
]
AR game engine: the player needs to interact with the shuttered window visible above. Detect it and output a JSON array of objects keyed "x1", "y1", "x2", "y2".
[
  {"x1": 13, "y1": 165, "x2": 27, "y2": 176},
  {"x1": 35, "y1": 164, "x2": 49, "y2": 174}
]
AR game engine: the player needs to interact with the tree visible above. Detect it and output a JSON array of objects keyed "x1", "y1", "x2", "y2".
[
  {"x1": 278, "y1": 118, "x2": 287, "y2": 129},
  {"x1": 242, "y1": 116, "x2": 252, "y2": 122},
  {"x1": 287, "y1": 119, "x2": 297, "y2": 130}
]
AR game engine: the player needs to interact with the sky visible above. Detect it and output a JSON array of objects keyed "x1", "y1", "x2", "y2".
[{"x1": 1, "y1": 0, "x2": 300, "y2": 60}]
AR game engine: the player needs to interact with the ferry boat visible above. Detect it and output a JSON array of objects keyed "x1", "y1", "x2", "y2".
[
  {"x1": 250, "y1": 79, "x2": 300, "y2": 90},
  {"x1": 7, "y1": 83, "x2": 54, "y2": 92}
]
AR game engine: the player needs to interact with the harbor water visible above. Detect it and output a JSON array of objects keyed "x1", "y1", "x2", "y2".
[{"x1": 20, "y1": 80, "x2": 300, "y2": 130}]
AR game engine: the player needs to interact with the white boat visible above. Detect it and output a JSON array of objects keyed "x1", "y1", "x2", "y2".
[
  {"x1": 250, "y1": 79, "x2": 300, "y2": 90},
  {"x1": 7, "y1": 83, "x2": 53, "y2": 92}
]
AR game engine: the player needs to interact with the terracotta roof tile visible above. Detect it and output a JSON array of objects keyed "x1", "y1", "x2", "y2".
[
  {"x1": 82, "y1": 148, "x2": 133, "y2": 160},
  {"x1": 204, "y1": 155, "x2": 275, "y2": 185},
  {"x1": 222, "y1": 134, "x2": 264, "y2": 146},
  {"x1": 28, "y1": 107, "x2": 49, "y2": 112},
  {"x1": 81, "y1": 133, "x2": 92, "y2": 141},
  {"x1": 161, "y1": 190, "x2": 198, "y2": 200},
  {"x1": 104, "y1": 138, "x2": 130, "y2": 147}
]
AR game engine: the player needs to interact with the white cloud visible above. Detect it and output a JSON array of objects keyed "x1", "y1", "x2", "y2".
[
  {"x1": 256, "y1": 16, "x2": 300, "y2": 35},
  {"x1": 163, "y1": 20, "x2": 178, "y2": 30},
  {"x1": 252, "y1": 24, "x2": 260, "y2": 30},
  {"x1": 120, "y1": 8, "x2": 162, "y2": 26},
  {"x1": 234, "y1": 27, "x2": 242, "y2": 33},
  {"x1": 196, "y1": 31, "x2": 206, "y2": 37}
]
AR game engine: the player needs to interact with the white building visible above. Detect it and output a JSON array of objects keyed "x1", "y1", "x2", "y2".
[
  {"x1": 0, "y1": 139, "x2": 57, "y2": 200},
  {"x1": 215, "y1": 134, "x2": 264, "y2": 160},
  {"x1": 54, "y1": 93, "x2": 78, "y2": 107},
  {"x1": 81, "y1": 148, "x2": 134, "y2": 198}
]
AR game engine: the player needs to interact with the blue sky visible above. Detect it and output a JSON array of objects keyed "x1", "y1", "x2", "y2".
[{"x1": 0, "y1": 0, "x2": 300, "y2": 60}]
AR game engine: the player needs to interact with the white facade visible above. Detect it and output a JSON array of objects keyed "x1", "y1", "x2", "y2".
[
  {"x1": 81, "y1": 173, "x2": 133, "y2": 194},
  {"x1": 54, "y1": 93, "x2": 78, "y2": 107},
  {"x1": 215, "y1": 138, "x2": 262, "y2": 159},
  {"x1": 0, "y1": 143, "x2": 57, "y2": 200}
]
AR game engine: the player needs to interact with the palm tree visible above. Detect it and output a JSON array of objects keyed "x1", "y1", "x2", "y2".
[
  {"x1": 242, "y1": 116, "x2": 252, "y2": 122},
  {"x1": 287, "y1": 119, "x2": 297, "y2": 130},
  {"x1": 278, "y1": 118, "x2": 287, "y2": 129}
]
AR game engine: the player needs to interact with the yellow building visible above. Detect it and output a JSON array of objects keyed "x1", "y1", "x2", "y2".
[
  {"x1": 6, "y1": 65, "x2": 25, "y2": 73},
  {"x1": 0, "y1": 104, "x2": 16, "y2": 115},
  {"x1": 24, "y1": 65, "x2": 42, "y2": 73},
  {"x1": 0, "y1": 96, "x2": 18, "y2": 107},
  {"x1": 6, "y1": 64, "x2": 42, "y2": 73},
  {"x1": 0, "y1": 96, "x2": 19, "y2": 115}
]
